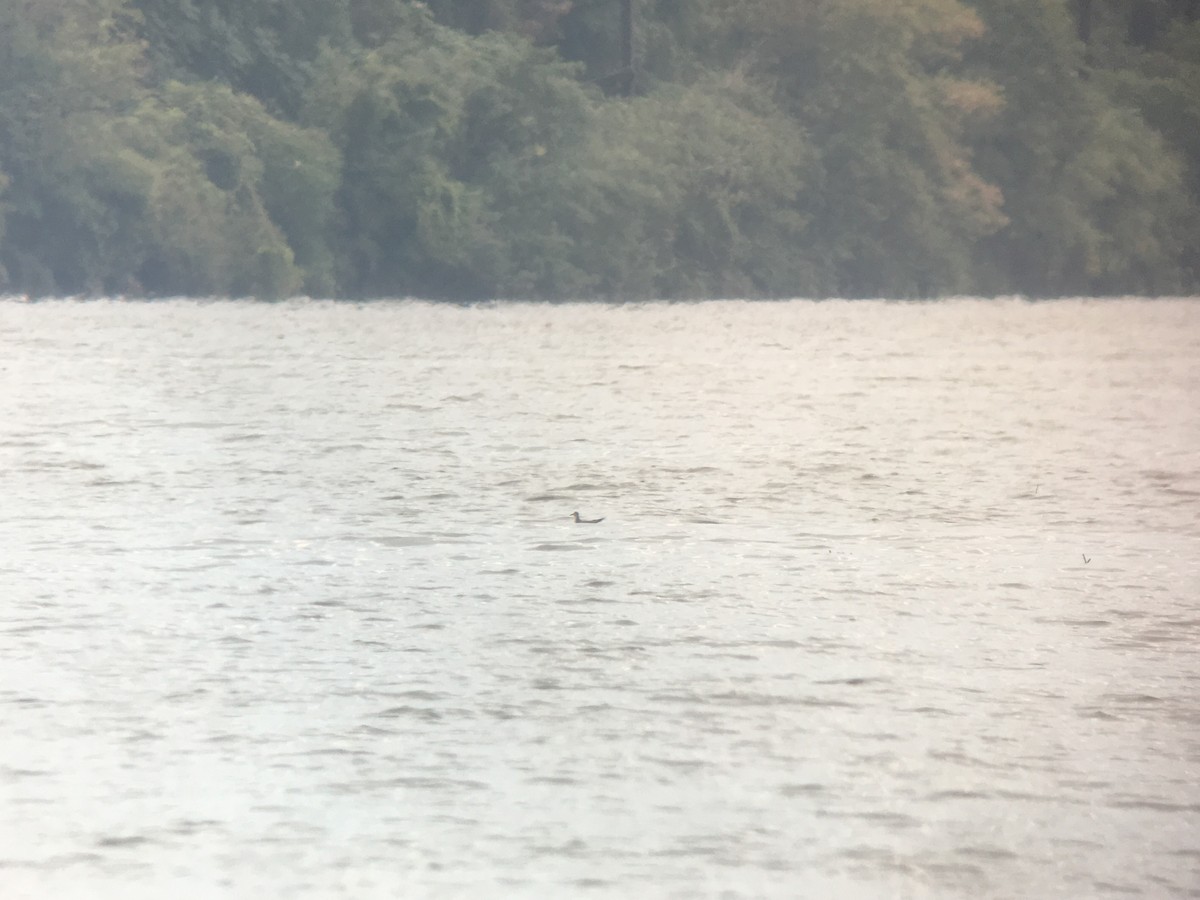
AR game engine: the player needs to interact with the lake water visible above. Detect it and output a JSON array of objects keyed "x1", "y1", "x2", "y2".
[{"x1": 1, "y1": 297, "x2": 1198, "y2": 899}]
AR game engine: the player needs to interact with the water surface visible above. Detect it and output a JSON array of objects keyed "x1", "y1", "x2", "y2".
[{"x1": 1, "y1": 298, "x2": 1198, "y2": 898}]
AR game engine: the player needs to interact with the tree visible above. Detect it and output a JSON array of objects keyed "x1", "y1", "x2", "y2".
[
  {"x1": 130, "y1": 0, "x2": 355, "y2": 117},
  {"x1": 1069, "y1": 0, "x2": 1200, "y2": 288},
  {"x1": 967, "y1": 0, "x2": 1193, "y2": 294},
  {"x1": 303, "y1": 7, "x2": 596, "y2": 298},
  {"x1": 127, "y1": 82, "x2": 340, "y2": 297},
  {"x1": 0, "y1": 0, "x2": 341, "y2": 297},
  {"x1": 0, "y1": 0, "x2": 153, "y2": 294},
  {"x1": 559, "y1": 75, "x2": 819, "y2": 297},
  {"x1": 694, "y1": 0, "x2": 1007, "y2": 296},
  {"x1": 1, "y1": 0, "x2": 1195, "y2": 299}
]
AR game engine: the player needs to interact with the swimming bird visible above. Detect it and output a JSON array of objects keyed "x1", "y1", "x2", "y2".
[{"x1": 571, "y1": 511, "x2": 604, "y2": 524}]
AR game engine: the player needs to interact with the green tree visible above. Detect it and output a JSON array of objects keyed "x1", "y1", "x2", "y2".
[
  {"x1": 2, "y1": 0, "x2": 1195, "y2": 299},
  {"x1": 967, "y1": 0, "x2": 1193, "y2": 294},
  {"x1": 0, "y1": 0, "x2": 153, "y2": 294},
  {"x1": 126, "y1": 82, "x2": 339, "y2": 297},
  {"x1": 696, "y1": 0, "x2": 1006, "y2": 296},
  {"x1": 0, "y1": 0, "x2": 341, "y2": 297},
  {"x1": 554, "y1": 0, "x2": 695, "y2": 93},
  {"x1": 424, "y1": 0, "x2": 575, "y2": 42},
  {"x1": 131, "y1": 0, "x2": 356, "y2": 117},
  {"x1": 559, "y1": 75, "x2": 818, "y2": 297},
  {"x1": 304, "y1": 8, "x2": 596, "y2": 298},
  {"x1": 1071, "y1": 1, "x2": 1200, "y2": 288}
]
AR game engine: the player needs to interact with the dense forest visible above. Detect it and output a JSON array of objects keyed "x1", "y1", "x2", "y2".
[{"x1": 0, "y1": 0, "x2": 1197, "y2": 300}]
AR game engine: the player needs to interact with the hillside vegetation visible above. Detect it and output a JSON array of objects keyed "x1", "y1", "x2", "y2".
[{"x1": 1, "y1": 0, "x2": 1196, "y2": 299}]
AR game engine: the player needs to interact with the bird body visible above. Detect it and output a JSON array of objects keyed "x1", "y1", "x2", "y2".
[{"x1": 571, "y1": 511, "x2": 604, "y2": 524}]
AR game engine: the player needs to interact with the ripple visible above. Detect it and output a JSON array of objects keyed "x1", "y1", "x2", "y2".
[{"x1": 4, "y1": 297, "x2": 1198, "y2": 899}]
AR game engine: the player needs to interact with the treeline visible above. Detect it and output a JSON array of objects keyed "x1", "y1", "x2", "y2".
[{"x1": 0, "y1": 0, "x2": 1196, "y2": 300}]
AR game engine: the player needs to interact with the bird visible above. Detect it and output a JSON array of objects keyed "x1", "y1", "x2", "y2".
[
  {"x1": 571, "y1": 511, "x2": 604, "y2": 524},
  {"x1": 1082, "y1": 554, "x2": 1091, "y2": 564}
]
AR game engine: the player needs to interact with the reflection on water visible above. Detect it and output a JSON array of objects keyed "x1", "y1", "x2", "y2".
[{"x1": 1, "y1": 297, "x2": 1198, "y2": 898}]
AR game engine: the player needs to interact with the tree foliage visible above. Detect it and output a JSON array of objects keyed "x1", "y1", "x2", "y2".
[
  {"x1": 0, "y1": 0, "x2": 1196, "y2": 299},
  {"x1": 967, "y1": 0, "x2": 1194, "y2": 294}
]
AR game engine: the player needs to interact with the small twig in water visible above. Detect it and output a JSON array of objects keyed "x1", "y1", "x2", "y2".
[{"x1": 1082, "y1": 554, "x2": 1091, "y2": 564}]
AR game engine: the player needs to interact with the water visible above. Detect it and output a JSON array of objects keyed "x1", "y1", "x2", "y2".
[{"x1": 1, "y1": 297, "x2": 1197, "y2": 899}]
